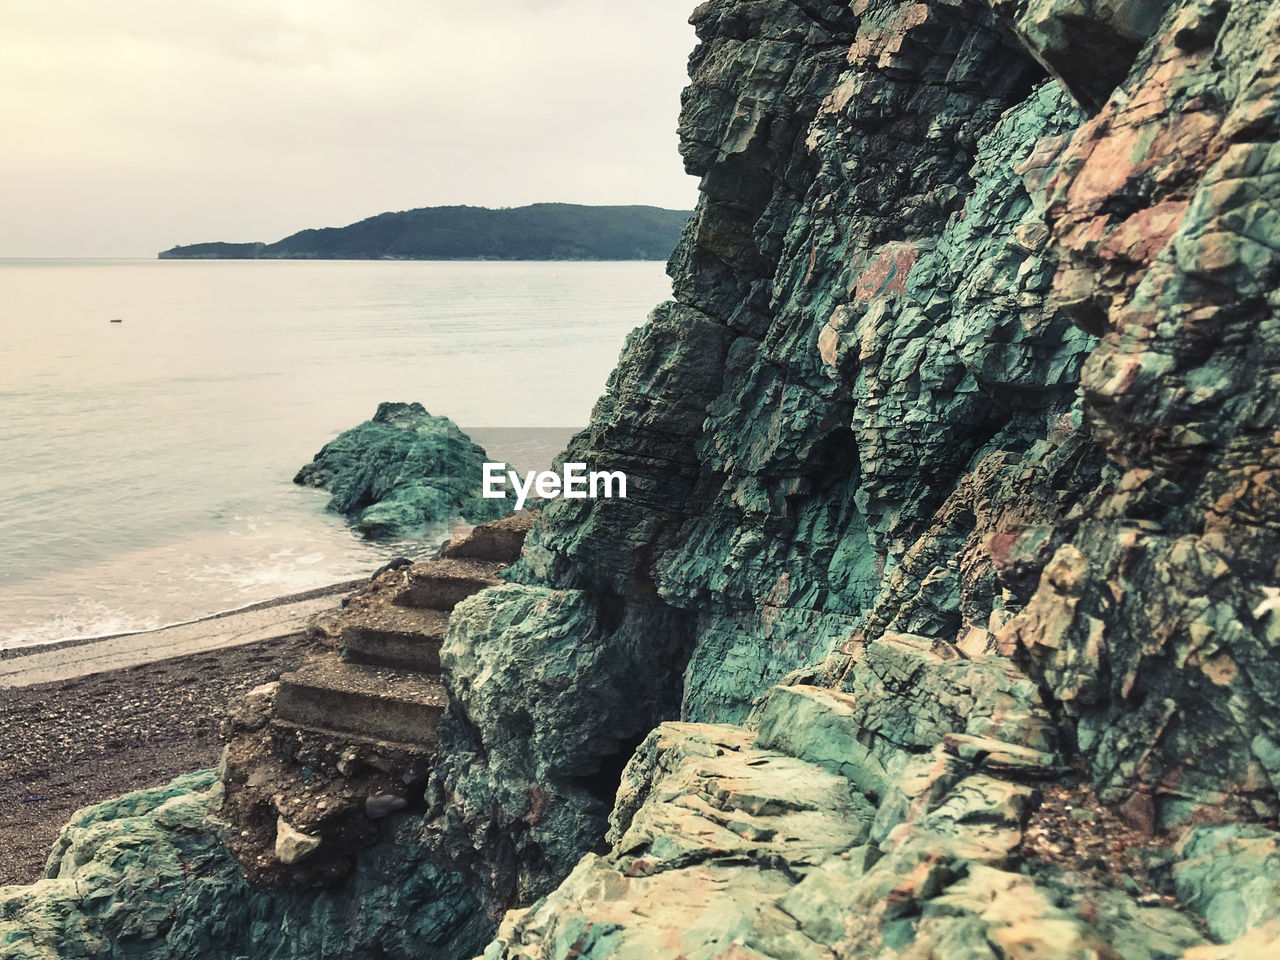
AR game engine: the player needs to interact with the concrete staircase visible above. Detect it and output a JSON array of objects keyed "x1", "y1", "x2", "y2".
[
  {"x1": 270, "y1": 513, "x2": 532, "y2": 757},
  {"x1": 397, "y1": 558, "x2": 504, "y2": 611},
  {"x1": 340, "y1": 606, "x2": 451, "y2": 672},
  {"x1": 272, "y1": 659, "x2": 448, "y2": 747}
]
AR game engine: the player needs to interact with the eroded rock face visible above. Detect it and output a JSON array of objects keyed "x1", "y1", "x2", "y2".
[
  {"x1": 461, "y1": 0, "x2": 1280, "y2": 944},
  {"x1": 3, "y1": 0, "x2": 1280, "y2": 954},
  {"x1": 989, "y1": 0, "x2": 1280, "y2": 826},
  {"x1": 419, "y1": 582, "x2": 694, "y2": 912},
  {"x1": 443, "y1": 0, "x2": 1096, "y2": 908},
  {"x1": 482, "y1": 646, "x2": 1258, "y2": 959}
]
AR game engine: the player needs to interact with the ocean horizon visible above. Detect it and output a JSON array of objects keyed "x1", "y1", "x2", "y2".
[{"x1": 0, "y1": 258, "x2": 670, "y2": 649}]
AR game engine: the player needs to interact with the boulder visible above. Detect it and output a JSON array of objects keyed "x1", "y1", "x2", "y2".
[{"x1": 294, "y1": 402, "x2": 511, "y2": 538}]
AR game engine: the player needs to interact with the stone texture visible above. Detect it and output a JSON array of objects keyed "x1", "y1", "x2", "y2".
[
  {"x1": 477, "y1": 647, "x2": 1268, "y2": 959},
  {"x1": 1170, "y1": 823, "x2": 1280, "y2": 944},
  {"x1": 422, "y1": 581, "x2": 693, "y2": 909},
  {"x1": 213, "y1": 516, "x2": 531, "y2": 893},
  {"x1": 294, "y1": 401, "x2": 511, "y2": 537},
  {"x1": 480, "y1": 655, "x2": 1210, "y2": 960},
  {"x1": 469, "y1": 0, "x2": 1280, "y2": 949},
  {"x1": 994, "y1": 0, "x2": 1280, "y2": 824},
  {"x1": 4, "y1": 0, "x2": 1280, "y2": 955},
  {"x1": 274, "y1": 817, "x2": 322, "y2": 865},
  {"x1": 987, "y1": 0, "x2": 1176, "y2": 110},
  {"x1": 0, "y1": 772, "x2": 489, "y2": 960},
  {"x1": 442, "y1": 512, "x2": 538, "y2": 564}
]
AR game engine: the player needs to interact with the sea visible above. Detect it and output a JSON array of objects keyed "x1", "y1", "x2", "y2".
[{"x1": 0, "y1": 259, "x2": 671, "y2": 650}]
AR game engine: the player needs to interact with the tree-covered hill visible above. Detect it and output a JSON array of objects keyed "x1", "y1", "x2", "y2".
[{"x1": 158, "y1": 203, "x2": 692, "y2": 261}]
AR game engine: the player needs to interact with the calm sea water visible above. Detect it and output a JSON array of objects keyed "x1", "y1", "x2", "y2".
[{"x1": 0, "y1": 259, "x2": 669, "y2": 649}]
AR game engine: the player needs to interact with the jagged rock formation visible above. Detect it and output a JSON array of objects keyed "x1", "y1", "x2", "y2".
[
  {"x1": 294, "y1": 402, "x2": 510, "y2": 538},
  {"x1": 438, "y1": 0, "x2": 1280, "y2": 948},
  {"x1": 483, "y1": 641, "x2": 1247, "y2": 959},
  {"x1": 2, "y1": 0, "x2": 1280, "y2": 956}
]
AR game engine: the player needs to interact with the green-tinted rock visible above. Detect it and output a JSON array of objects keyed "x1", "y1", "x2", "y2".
[
  {"x1": 425, "y1": 582, "x2": 693, "y2": 908},
  {"x1": 9, "y1": 0, "x2": 1280, "y2": 953},
  {"x1": 0, "y1": 772, "x2": 490, "y2": 960},
  {"x1": 294, "y1": 401, "x2": 510, "y2": 538},
  {"x1": 483, "y1": 722, "x2": 877, "y2": 960},
  {"x1": 480, "y1": 713, "x2": 1207, "y2": 960},
  {"x1": 1172, "y1": 824, "x2": 1280, "y2": 944}
]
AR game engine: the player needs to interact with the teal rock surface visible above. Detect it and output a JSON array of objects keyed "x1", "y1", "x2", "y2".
[
  {"x1": 483, "y1": 649, "x2": 1209, "y2": 959},
  {"x1": 423, "y1": 581, "x2": 693, "y2": 907},
  {"x1": 5, "y1": 0, "x2": 1280, "y2": 955},
  {"x1": 294, "y1": 402, "x2": 510, "y2": 538},
  {"x1": 1170, "y1": 824, "x2": 1280, "y2": 945},
  {"x1": 0, "y1": 772, "x2": 489, "y2": 960}
]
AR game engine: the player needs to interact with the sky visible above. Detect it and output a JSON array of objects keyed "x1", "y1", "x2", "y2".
[{"x1": 0, "y1": 0, "x2": 701, "y2": 257}]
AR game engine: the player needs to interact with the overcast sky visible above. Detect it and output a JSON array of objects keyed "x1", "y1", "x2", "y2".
[{"x1": 0, "y1": 0, "x2": 700, "y2": 257}]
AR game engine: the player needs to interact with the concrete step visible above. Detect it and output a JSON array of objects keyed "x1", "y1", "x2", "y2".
[
  {"x1": 442, "y1": 512, "x2": 537, "y2": 565},
  {"x1": 268, "y1": 719, "x2": 435, "y2": 761},
  {"x1": 395, "y1": 558, "x2": 505, "y2": 611},
  {"x1": 341, "y1": 606, "x2": 450, "y2": 673},
  {"x1": 273, "y1": 659, "x2": 446, "y2": 747}
]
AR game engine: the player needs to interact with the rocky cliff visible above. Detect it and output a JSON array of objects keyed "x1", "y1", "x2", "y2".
[{"x1": 2, "y1": 0, "x2": 1279, "y2": 957}]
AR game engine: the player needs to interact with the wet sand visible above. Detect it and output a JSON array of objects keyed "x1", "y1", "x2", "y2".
[{"x1": 0, "y1": 580, "x2": 361, "y2": 687}]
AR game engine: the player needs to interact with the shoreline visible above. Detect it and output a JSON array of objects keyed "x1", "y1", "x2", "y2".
[
  {"x1": 0, "y1": 573, "x2": 374, "y2": 884},
  {"x1": 0, "y1": 579, "x2": 365, "y2": 689},
  {"x1": 0, "y1": 578, "x2": 366, "y2": 663}
]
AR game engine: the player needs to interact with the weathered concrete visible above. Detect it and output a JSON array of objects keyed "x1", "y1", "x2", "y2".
[
  {"x1": 442, "y1": 512, "x2": 538, "y2": 565},
  {"x1": 273, "y1": 660, "x2": 448, "y2": 749},
  {"x1": 208, "y1": 514, "x2": 537, "y2": 891},
  {"x1": 397, "y1": 558, "x2": 506, "y2": 611},
  {"x1": 341, "y1": 606, "x2": 450, "y2": 673}
]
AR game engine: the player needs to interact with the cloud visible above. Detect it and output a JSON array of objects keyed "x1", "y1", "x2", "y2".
[{"x1": 0, "y1": 0, "x2": 699, "y2": 256}]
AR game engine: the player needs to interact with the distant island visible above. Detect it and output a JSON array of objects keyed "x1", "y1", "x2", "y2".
[{"x1": 158, "y1": 203, "x2": 692, "y2": 261}]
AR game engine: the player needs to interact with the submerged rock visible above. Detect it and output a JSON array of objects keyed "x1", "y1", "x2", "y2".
[{"x1": 294, "y1": 402, "x2": 510, "y2": 538}]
